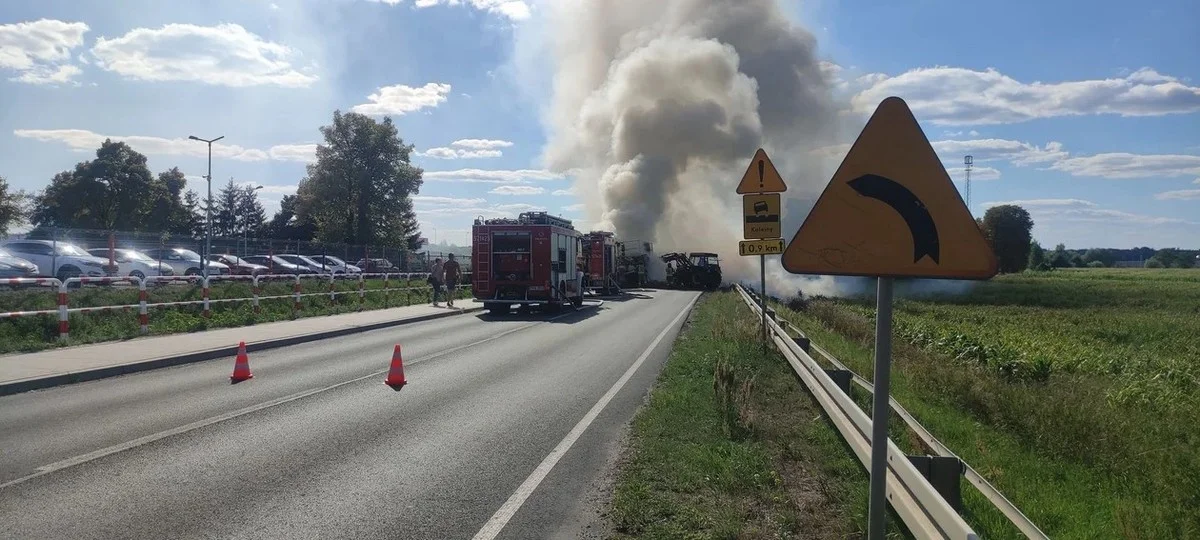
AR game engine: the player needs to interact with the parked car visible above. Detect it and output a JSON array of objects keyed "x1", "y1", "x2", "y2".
[
  {"x1": 0, "y1": 247, "x2": 39, "y2": 279},
  {"x1": 86, "y1": 248, "x2": 175, "y2": 279},
  {"x1": 241, "y1": 255, "x2": 316, "y2": 275},
  {"x1": 276, "y1": 254, "x2": 331, "y2": 274},
  {"x1": 355, "y1": 258, "x2": 396, "y2": 273},
  {"x1": 142, "y1": 248, "x2": 230, "y2": 276},
  {"x1": 207, "y1": 254, "x2": 268, "y2": 276},
  {"x1": 1, "y1": 240, "x2": 117, "y2": 280},
  {"x1": 307, "y1": 255, "x2": 362, "y2": 274}
]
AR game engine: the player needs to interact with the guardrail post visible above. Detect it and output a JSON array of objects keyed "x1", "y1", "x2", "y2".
[
  {"x1": 358, "y1": 274, "x2": 365, "y2": 309},
  {"x1": 792, "y1": 335, "x2": 811, "y2": 352},
  {"x1": 328, "y1": 273, "x2": 336, "y2": 303},
  {"x1": 292, "y1": 276, "x2": 301, "y2": 316},
  {"x1": 383, "y1": 273, "x2": 390, "y2": 307},
  {"x1": 907, "y1": 456, "x2": 965, "y2": 512},
  {"x1": 57, "y1": 279, "x2": 70, "y2": 342},
  {"x1": 202, "y1": 277, "x2": 211, "y2": 318},
  {"x1": 137, "y1": 277, "x2": 148, "y2": 334},
  {"x1": 403, "y1": 273, "x2": 411, "y2": 305},
  {"x1": 823, "y1": 369, "x2": 852, "y2": 395},
  {"x1": 252, "y1": 275, "x2": 261, "y2": 314}
]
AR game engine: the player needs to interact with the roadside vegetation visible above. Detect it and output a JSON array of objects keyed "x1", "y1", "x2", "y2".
[
  {"x1": 776, "y1": 268, "x2": 1200, "y2": 539},
  {"x1": 0, "y1": 277, "x2": 470, "y2": 354},
  {"x1": 609, "y1": 291, "x2": 889, "y2": 539}
]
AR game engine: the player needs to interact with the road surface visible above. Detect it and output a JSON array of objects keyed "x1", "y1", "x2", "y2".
[{"x1": 0, "y1": 289, "x2": 698, "y2": 540}]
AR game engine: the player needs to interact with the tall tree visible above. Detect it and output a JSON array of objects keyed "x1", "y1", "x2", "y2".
[
  {"x1": 213, "y1": 178, "x2": 241, "y2": 237},
  {"x1": 237, "y1": 185, "x2": 266, "y2": 238},
  {"x1": 1050, "y1": 243, "x2": 1071, "y2": 268},
  {"x1": 980, "y1": 205, "x2": 1034, "y2": 273},
  {"x1": 178, "y1": 190, "x2": 206, "y2": 238},
  {"x1": 267, "y1": 194, "x2": 317, "y2": 241},
  {"x1": 0, "y1": 176, "x2": 29, "y2": 236},
  {"x1": 1082, "y1": 248, "x2": 1116, "y2": 267},
  {"x1": 143, "y1": 167, "x2": 190, "y2": 233},
  {"x1": 298, "y1": 110, "x2": 423, "y2": 245},
  {"x1": 1028, "y1": 240, "x2": 1046, "y2": 270},
  {"x1": 31, "y1": 140, "x2": 157, "y2": 230}
]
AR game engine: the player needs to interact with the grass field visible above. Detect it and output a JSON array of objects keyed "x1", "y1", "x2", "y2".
[
  {"x1": 775, "y1": 268, "x2": 1200, "y2": 539},
  {"x1": 0, "y1": 277, "x2": 470, "y2": 354},
  {"x1": 610, "y1": 291, "x2": 897, "y2": 539}
]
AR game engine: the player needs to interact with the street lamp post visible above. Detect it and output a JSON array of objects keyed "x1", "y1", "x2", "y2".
[{"x1": 188, "y1": 135, "x2": 224, "y2": 279}]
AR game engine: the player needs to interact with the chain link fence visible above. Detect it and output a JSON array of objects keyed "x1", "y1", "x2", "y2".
[{"x1": 4, "y1": 227, "x2": 470, "y2": 274}]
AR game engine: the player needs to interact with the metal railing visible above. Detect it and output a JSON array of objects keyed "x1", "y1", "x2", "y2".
[
  {"x1": 1, "y1": 273, "x2": 439, "y2": 343},
  {"x1": 736, "y1": 285, "x2": 1047, "y2": 539}
]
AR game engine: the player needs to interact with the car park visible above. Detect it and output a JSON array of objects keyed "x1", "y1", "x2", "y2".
[
  {"x1": 355, "y1": 258, "x2": 396, "y2": 273},
  {"x1": 1, "y1": 240, "x2": 117, "y2": 280},
  {"x1": 207, "y1": 254, "x2": 268, "y2": 276},
  {"x1": 307, "y1": 255, "x2": 362, "y2": 274},
  {"x1": 86, "y1": 248, "x2": 175, "y2": 279},
  {"x1": 275, "y1": 254, "x2": 330, "y2": 274},
  {"x1": 142, "y1": 248, "x2": 230, "y2": 276},
  {"x1": 241, "y1": 255, "x2": 316, "y2": 274}
]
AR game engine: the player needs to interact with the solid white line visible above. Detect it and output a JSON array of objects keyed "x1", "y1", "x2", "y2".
[
  {"x1": 471, "y1": 294, "x2": 697, "y2": 540},
  {"x1": 0, "y1": 309, "x2": 582, "y2": 491}
]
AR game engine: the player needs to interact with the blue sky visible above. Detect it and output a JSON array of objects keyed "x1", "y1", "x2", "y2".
[{"x1": 2, "y1": 0, "x2": 1198, "y2": 249}]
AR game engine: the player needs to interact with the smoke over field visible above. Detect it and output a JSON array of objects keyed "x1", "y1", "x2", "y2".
[{"x1": 533, "y1": 0, "x2": 846, "y2": 292}]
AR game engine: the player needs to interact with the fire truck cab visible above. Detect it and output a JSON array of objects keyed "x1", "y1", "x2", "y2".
[
  {"x1": 581, "y1": 231, "x2": 622, "y2": 296},
  {"x1": 472, "y1": 212, "x2": 585, "y2": 314}
]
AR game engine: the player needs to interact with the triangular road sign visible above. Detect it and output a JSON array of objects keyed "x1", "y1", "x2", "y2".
[
  {"x1": 781, "y1": 97, "x2": 997, "y2": 280},
  {"x1": 736, "y1": 148, "x2": 788, "y2": 194}
]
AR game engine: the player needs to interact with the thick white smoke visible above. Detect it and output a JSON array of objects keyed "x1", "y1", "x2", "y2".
[{"x1": 529, "y1": 0, "x2": 846, "y2": 293}]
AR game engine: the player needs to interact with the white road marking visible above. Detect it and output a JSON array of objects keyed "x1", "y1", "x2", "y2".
[
  {"x1": 471, "y1": 294, "x2": 697, "y2": 540},
  {"x1": 0, "y1": 309, "x2": 582, "y2": 491}
]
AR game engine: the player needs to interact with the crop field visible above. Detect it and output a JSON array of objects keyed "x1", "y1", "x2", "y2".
[
  {"x1": 0, "y1": 277, "x2": 469, "y2": 354},
  {"x1": 776, "y1": 268, "x2": 1200, "y2": 538}
]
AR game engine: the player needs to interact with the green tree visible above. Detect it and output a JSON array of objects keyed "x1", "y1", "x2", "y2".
[
  {"x1": 1144, "y1": 258, "x2": 1164, "y2": 269},
  {"x1": 31, "y1": 140, "x2": 158, "y2": 231},
  {"x1": 1151, "y1": 248, "x2": 1193, "y2": 268},
  {"x1": 298, "y1": 110, "x2": 423, "y2": 245},
  {"x1": 0, "y1": 176, "x2": 30, "y2": 236},
  {"x1": 267, "y1": 194, "x2": 317, "y2": 241},
  {"x1": 142, "y1": 167, "x2": 191, "y2": 234},
  {"x1": 1050, "y1": 243, "x2": 1071, "y2": 268},
  {"x1": 213, "y1": 178, "x2": 241, "y2": 238},
  {"x1": 1069, "y1": 253, "x2": 1085, "y2": 267},
  {"x1": 1087, "y1": 260, "x2": 1105, "y2": 268},
  {"x1": 1082, "y1": 248, "x2": 1115, "y2": 267},
  {"x1": 980, "y1": 205, "x2": 1034, "y2": 273},
  {"x1": 237, "y1": 185, "x2": 266, "y2": 238},
  {"x1": 1028, "y1": 240, "x2": 1046, "y2": 270},
  {"x1": 178, "y1": 190, "x2": 205, "y2": 238}
]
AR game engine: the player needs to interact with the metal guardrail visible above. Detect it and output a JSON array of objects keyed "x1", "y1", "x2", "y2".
[
  {"x1": 773, "y1": 319, "x2": 1048, "y2": 539},
  {"x1": 734, "y1": 284, "x2": 979, "y2": 540}
]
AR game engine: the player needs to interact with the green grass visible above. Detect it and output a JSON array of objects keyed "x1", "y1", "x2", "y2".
[
  {"x1": 774, "y1": 268, "x2": 1200, "y2": 539},
  {"x1": 0, "y1": 278, "x2": 470, "y2": 354},
  {"x1": 610, "y1": 291, "x2": 895, "y2": 539}
]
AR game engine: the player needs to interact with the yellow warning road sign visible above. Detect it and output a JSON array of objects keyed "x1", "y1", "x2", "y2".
[
  {"x1": 736, "y1": 148, "x2": 788, "y2": 194},
  {"x1": 743, "y1": 193, "x2": 781, "y2": 239},
  {"x1": 739, "y1": 239, "x2": 784, "y2": 256},
  {"x1": 781, "y1": 96, "x2": 997, "y2": 280}
]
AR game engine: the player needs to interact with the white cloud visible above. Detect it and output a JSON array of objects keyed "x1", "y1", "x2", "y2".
[
  {"x1": 489, "y1": 185, "x2": 544, "y2": 195},
  {"x1": 351, "y1": 82, "x2": 451, "y2": 116},
  {"x1": 851, "y1": 66, "x2": 1200, "y2": 125},
  {"x1": 409, "y1": 0, "x2": 532, "y2": 21},
  {"x1": 90, "y1": 23, "x2": 316, "y2": 87},
  {"x1": 424, "y1": 168, "x2": 565, "y2": 183},
  {"x1": 0, "y1": 19, "x2": 88, "y2": 84},
  {"x1": 1155, "y1": 189, "x2": 1200, "y2": 201},
  {"x1": 562, "y1": 203, "x2": 584, "y2": 212},
  {"x1": 418, "y1": 147, "x2": 502, "y2": 159},
  {"x1": 413, "y1": 195, "x2": 488, "y2": 206},
  {"x1": 1048, "y1": 153, "x2": 1200, "y2": 179},
  {"x1": 943, "y1": 130, "x2": 980, "y2": 137},
  {"x1": 450, "y1": 138, "x2": 513, "y2": 150},
  {"x1": 268, "y1": 144, "x2": 317, "y2": 162},
  {"x1": 983, "y1": 199, "x2": 1195, "y2": 226},
  {"x1": 418, "y1": 201, "x2": 545, "y2": 217},
  {"x1": 14, "y1": 129, "x2": 269, "y2": 161},
  {"x1": 552, "y1": 187, "x2": 575, "y2": 196},
  {"x1": 932, "y1": 139, "x2": 1067, "y2": 165},
  {"x1": 945, "y1": 166, "x2": 1001, "y2": 180}
]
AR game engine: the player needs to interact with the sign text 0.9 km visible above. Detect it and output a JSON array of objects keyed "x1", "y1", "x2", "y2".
[{"x1": 735, "y1": 147, "x2": 788, "y2": 345}]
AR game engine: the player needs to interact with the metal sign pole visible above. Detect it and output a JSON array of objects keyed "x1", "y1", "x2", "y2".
[
  {"x1": 868, "y1": 276, "x2": 895, "y2": 539},
  {"x1": 760, "y1": 254, "x2": 767, "y2": 343}
]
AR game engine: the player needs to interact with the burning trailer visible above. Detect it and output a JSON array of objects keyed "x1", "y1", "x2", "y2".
[{"x1": 471, "y1": 212, "x2": 585, "y2": 314}]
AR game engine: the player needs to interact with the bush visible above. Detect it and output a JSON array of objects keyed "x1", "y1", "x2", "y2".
[
  {"x1": 1087, "y1": 260, "x2": 1106, "y2": 268},
  {"x1": 1144, "y1": 258, "x2": 1165, "y2": 268}
]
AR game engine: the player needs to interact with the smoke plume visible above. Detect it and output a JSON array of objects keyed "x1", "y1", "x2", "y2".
[{"x1": 535, "y1": 0, "x2": 843, "y2": 288}]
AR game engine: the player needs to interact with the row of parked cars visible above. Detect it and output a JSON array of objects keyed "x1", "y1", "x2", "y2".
[{"x1": 0, "y1": 239, "x2": 398, "y2": 281}]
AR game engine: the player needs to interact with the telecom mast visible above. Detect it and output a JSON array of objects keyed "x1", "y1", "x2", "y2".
[{"x1": 963, "y1": 155, "x2": 973, "y2": 213}]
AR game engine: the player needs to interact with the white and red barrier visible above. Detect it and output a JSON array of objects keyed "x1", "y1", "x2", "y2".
[{"x1": 1, "y1": 273, "x2": 439, "y2": 343}]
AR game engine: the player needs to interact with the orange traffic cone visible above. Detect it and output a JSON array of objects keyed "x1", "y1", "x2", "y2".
[
  {"x1": 384, "y1": 344, "x2": 407, "y2": 389},
  {"x1": 231, "y1": 341, "x2": 254, "y2": 382}
]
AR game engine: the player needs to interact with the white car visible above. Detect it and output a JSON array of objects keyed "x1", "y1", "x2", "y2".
[
  {"x1": 308, "y1": 255, "x2": 363, "y2": 274},
  {"x1": 142, "y1": 248, "x2": 231, "y2": 276},
  {"x1": 276, "y1": 254, "x2": 333, "y2": 274},
  {"x1": 86, "y1": 248, "x2": 175, "y2": 279},
  {"x1": 1, "y1": 240, "x2": 117, "y2": 280}
]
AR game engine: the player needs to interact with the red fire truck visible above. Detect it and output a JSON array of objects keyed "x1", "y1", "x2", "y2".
[
  {"x1": 472, "y1": 212, "x2": 585, "y2": 314},
  {"x1": 581, "y1": 231, "x2": 622, "y2": 296}
]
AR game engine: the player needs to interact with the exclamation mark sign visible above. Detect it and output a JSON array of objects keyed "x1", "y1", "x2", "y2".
[{"x1": 758, "y1": 160, "x2": 765, "y2": 191}]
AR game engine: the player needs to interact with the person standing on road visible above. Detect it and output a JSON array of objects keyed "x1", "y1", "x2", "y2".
[
  {"x1": 443, "y1": 253, "x2": 462, "y2": 308},
  {"x1": 429, "y1": 257, "x2": 445, "y2": 306}
]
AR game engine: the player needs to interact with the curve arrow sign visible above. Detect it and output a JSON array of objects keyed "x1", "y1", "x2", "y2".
[{"x1": 847, "y1": 174, "x2": 940, "y2": 264}]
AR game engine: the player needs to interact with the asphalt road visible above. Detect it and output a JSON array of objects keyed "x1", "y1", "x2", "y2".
[{"x1": 0, "y1": 289, "x2": 699, "y2": 540}]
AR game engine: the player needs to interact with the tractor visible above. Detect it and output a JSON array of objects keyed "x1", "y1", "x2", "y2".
[{"x1": 661, "y1": 252, "x2": 722, "y2": 291}]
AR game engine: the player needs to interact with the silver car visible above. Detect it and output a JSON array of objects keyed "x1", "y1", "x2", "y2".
[{"x1": 0, "y1": 247, "x2": 39, "y2": 279}]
